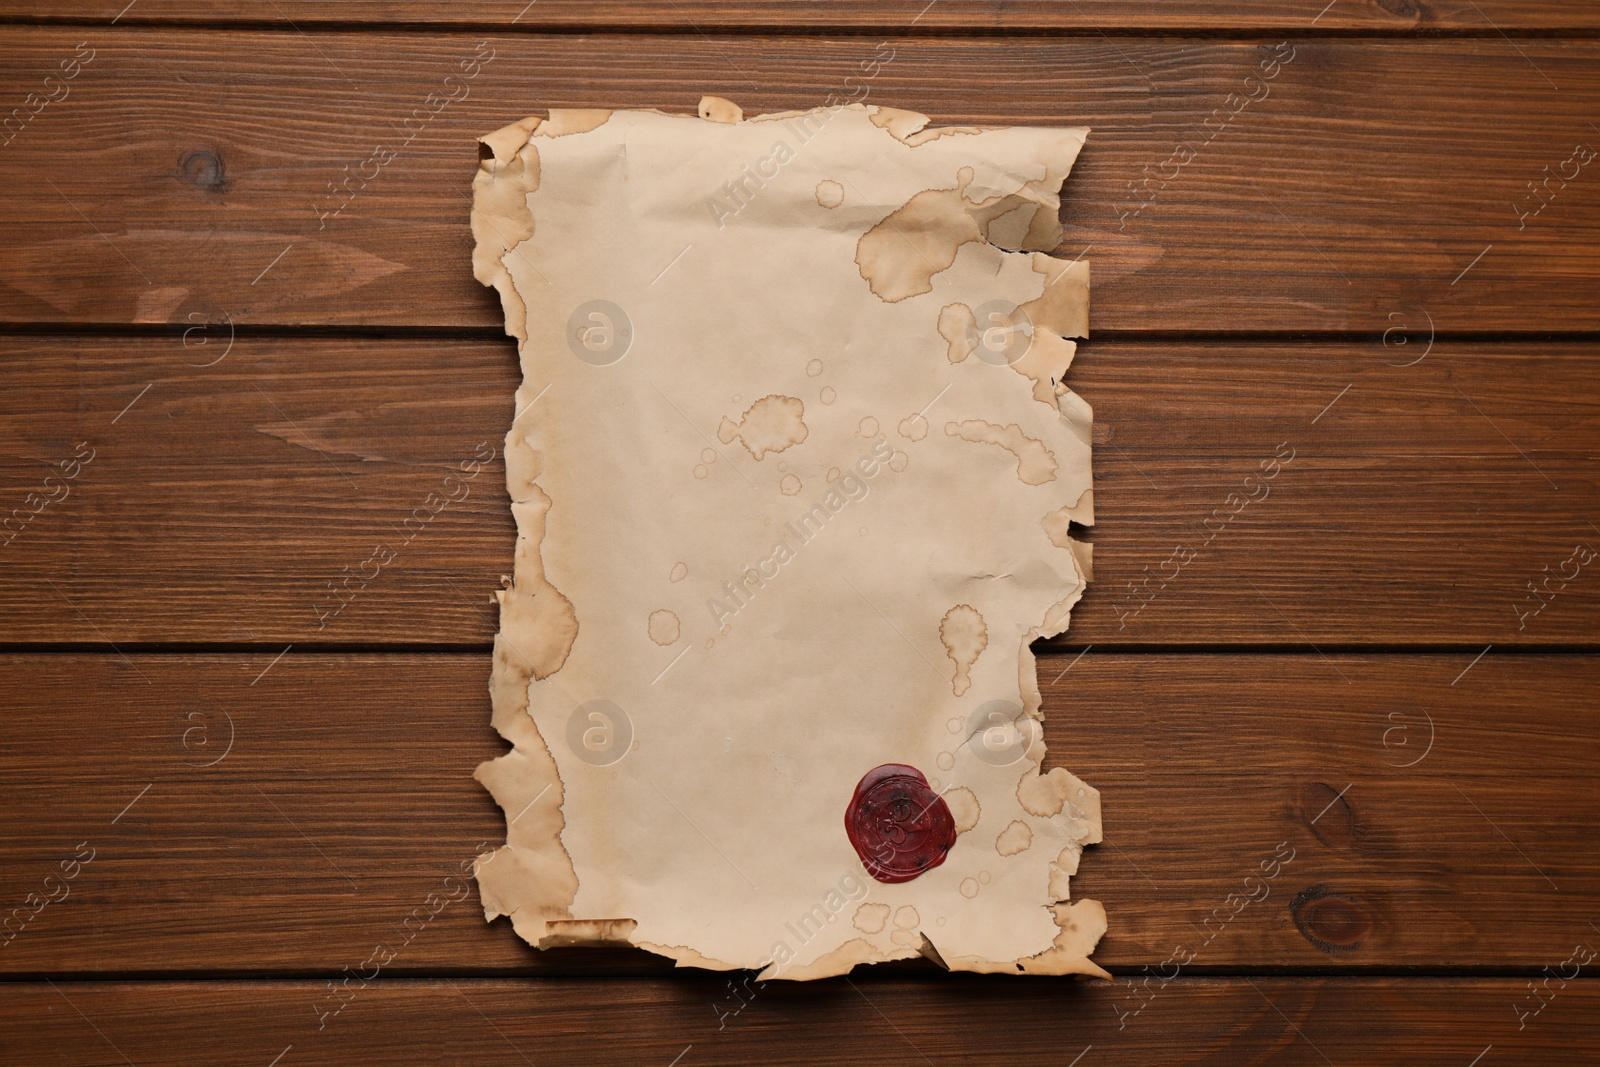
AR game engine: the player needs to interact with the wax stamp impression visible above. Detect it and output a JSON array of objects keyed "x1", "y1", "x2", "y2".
[{"x1": 846, "y1": 764, "x2": 958, "y2": 883}]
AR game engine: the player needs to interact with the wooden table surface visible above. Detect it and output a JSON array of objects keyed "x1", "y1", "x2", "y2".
[{"x1": 3, "y1": 3, "x2": 1598, "y2": 1065}]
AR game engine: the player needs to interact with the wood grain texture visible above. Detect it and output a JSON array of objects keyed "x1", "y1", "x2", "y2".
[
  {"x1": 1, "y1": 652, "x2": 1594, "y2": 975},
  {"x1": 6, "y1": 0, "x2": 1600, "y2": 32},
  {"x1": 1, "y1": 977, "x2": 1596, "y2": 1066},
  {"x1": 2, "y1": 30, "x2": 1599, "y2": 331},
  {"x1": 3, "y1": 8, "x2": 1598, "y2": 1059},
  {"x1": 3, "y1": 335, "x2": 1595, "y2": 647}
]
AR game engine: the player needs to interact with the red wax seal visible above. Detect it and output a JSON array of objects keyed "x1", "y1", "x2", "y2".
[{"x1": 845, "y1": 764, "x2": 958, "y2": 884}]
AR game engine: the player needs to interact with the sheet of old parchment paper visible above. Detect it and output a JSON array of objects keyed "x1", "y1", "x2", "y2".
[{"x1": 471, "y1": 97, "x2": 1103, "y2": 979}]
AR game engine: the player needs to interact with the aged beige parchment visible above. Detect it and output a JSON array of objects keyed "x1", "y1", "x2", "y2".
[{"x1": 470, "y1": 97, "x2": 1104, "y2": 979}]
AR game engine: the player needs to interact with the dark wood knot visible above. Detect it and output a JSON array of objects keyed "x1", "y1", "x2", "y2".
[
  {"x1": 1291, "y1": 885, "x2": 1373, "y2": 954},
  {"x1": 1375, "y1": 0, "x2": 1422, "y2": 20},
  {"x1": 180, "y1": 149, "x2": 227, "y2": 192}
]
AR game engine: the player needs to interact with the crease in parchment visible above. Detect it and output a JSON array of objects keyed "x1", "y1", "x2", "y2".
[{"x1": 471, "y1": 97, "x2": 1104, "y2": 978}]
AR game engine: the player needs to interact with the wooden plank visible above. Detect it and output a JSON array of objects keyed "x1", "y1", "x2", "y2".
[
  {"x1": 1, "y1": 978, "x2": 1596, "y2": 1066},
  {"x1": 3, "y1": 335, "x2": 1596, "y2": 647},
  {"x1": 2, "y1": 30, "x2": 1599, "y2": 331},
  {"x1": 1, "y1": 652, "x2": 1594, "y2": 975},
  {"x1": 5, "y1": 0, "x2": 1600, "y2": 32}
]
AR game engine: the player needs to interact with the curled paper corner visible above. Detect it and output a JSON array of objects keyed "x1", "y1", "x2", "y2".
[{"x1": 469, "y1": 95, "x2": 1103, "y2": 979}]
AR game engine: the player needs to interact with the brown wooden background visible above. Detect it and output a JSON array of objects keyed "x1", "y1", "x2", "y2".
[{"x1": 2, "y1": 2, "x2": 1598, "y2": 1064}]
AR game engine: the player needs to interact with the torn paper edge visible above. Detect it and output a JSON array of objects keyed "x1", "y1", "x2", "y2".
[{"x1": 469, "y1": 97, "x2": 1107, "y2": 979}]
